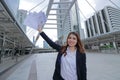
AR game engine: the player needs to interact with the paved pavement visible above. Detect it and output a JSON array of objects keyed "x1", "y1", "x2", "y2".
[
  {"x1": 87, "y1": 52, "x2": 120, "y2": 80},
  {"x1": 0, "y1": 55, "x2": 30, "y2": 75},
  {"x1": 0, "y1": 52, "x2": 120, "y2": 80}
]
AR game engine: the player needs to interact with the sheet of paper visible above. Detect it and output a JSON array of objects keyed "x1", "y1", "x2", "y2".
[{"x1": 24, "y1": 11, "x2": 47, "y2": 30}]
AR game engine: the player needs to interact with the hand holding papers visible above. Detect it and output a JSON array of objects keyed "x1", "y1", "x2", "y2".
[
  {"x1": 24, "y1": 11, "x2": 47, "y2": 30},
  {"x1": 37, "y1": 25, "x2": 43, "y2": 33}
]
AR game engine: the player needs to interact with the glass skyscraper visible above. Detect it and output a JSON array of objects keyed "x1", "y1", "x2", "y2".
[{"x1": 4, "y1": 0, "x2": 19, "y2": 18}]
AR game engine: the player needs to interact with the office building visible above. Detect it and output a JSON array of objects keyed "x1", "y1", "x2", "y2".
[
  {"x1": 84, "y1": 6, "x2": 120, "y2": 51},
  {"x1": 85, "y1": 6, "x2": 120, "y2": 38},
  {"x1": 4, "y1": 0, "x2": 27, "y2": 33},
  {"x1": 57, "y1": 0, "x2": 83, "y2": 45},
  {"x1": 17, "y1": 9, "x2": 27, "y2": 33},
  {"x1": 4, "y1": 0, "x2": 19, "y2": 18}
]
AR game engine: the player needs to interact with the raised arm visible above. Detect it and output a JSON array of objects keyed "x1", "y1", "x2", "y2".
[
  {"x1": 40, "y1": 32, "x2": 61, "y2": 51},
  {"x1": 37, "y1": 27, "x2": 61, "y2": 51}
]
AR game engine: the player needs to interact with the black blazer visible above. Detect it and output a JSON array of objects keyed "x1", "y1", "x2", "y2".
[{"x1": 40, "y1": 32, "x2": 87, "y2": 80}]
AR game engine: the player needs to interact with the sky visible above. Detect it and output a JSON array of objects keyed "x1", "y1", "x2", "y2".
[
  {"x1": 19, "y1": 0, "x2": 120, "y2": 47},
  {"x1": 19, "y1": 0, "x2": 57, "y2": 47}
]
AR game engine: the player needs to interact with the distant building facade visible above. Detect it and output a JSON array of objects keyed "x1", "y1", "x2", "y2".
[
  {"x1": 17, "y1": 9, "x2": 27, "y2": 33},
  {"x1": 57, "y1": 0, "x2": 84, "y2": 45},
  {"x1": 84, "y1": 6, "x2": 120, "y2": 51},
  {"x1": 4, "y1": 0, "x2": 27, "y2": 33},
  {"x1": 4, "y1": 0, "x2": 19, "y2": 18},
  {"x1": 85, "y1": 6, "x2": 120, "y2": 38}
]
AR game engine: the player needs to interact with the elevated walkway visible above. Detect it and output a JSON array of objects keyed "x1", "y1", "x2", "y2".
[{"x1": 0, "y1": 1, "x2": 34, "y2": 48}]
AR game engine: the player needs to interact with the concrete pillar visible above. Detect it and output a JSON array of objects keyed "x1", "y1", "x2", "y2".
[
  {"x1": 99, "y1": 11, "x2": 106, "y2": 33},
  {"x1": 1, "y1": 33, "x2": 6, "y2": 57},
  {"x1": 95, "y1": 14, "x2": 100, "y2": 35},
  {"x1": 113, "y1": 36, "x2": 119, "y2": 53},
  {"x1": 91, "y1": 18, "x2": 96, "y2": 36},
  {"x1": 87, "y1": 20, "x2": 92, "y2": 37}
]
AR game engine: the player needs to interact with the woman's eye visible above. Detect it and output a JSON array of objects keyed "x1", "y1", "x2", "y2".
[
  {"x1": 68, "y1": 37, "x2": 71, "y2": 39},
  {"x1": 68, "y1": 37, "x2": 76, "y2": 40},
  {"x1": 73, "y1": 38, "x2": 76, "y2": 40}
]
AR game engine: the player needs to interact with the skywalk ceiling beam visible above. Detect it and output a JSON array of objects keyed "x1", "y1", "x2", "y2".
[
  {"x1": 45, "y1": 23, "x2": 61, "y2": 25},
  {"x1": 47, "y1": 19, "x2": 57, "y2": 20},
  {"x1": 49, "y1": 13, "x2": 65, "y2": 15},
  {"x1": 46, "y1": 0, "x2": 54, "y2": 17},
  {"x1": 53, "y1": 1, "x2": 72, "y2": 4},
  {"x1": 47, "y1": 18, "x2": 64, "y2": 20},
  {"x1": 62, "y1": 0, "x2": 77, "y2": 27},
  {"x1": 51, "y1": 8, "x2": 69, "y2": 10},
  {"x1": 44, "y1": 27, "x2": 57, "y2": 29},
  {"x1": 47, "y1": 0, "x2": 77, "y2": 27}
]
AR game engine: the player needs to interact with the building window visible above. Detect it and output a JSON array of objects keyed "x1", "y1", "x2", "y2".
[
  {"x1": 97, "y1": 13, "x2": 104, "y2": 34},
  {"x1": 92, "y1": 16, "x2": 98, "y2": 34},
  {"x1": 89, "y1": 19, "x2": 93, "y2": 36},
  {"x1": 101, "y1": 9, "x2": 110, "y2": 32},
  {"x1": 85, "y1": 21, "x2": 90, "y2": 37}
]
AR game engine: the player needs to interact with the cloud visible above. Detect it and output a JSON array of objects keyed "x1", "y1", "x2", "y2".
[
  {"x1": 94, "y1": 0, "x2": 120, "y2": 11},
  {"x1": 94, "y1": 0, "x2": 113, "y2": 11},
  {"x1": 78, "y1": 0, "x2": 97, "y2": 21},
  {"x1": 19, "y1": 0, "x2": 48, "y2": 12},
  {"x1": 19, "y1": 1, "x2": 34, "y2": 11}
]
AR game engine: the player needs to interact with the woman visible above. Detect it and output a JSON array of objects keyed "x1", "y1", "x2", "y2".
[{"x1": 38, "y1": 28, "x2": 87, "y2": 80}]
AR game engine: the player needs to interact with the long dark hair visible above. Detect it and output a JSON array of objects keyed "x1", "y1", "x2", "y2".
[{"x1": 61, "y1": 32, "x2": 85, "y2": 56}]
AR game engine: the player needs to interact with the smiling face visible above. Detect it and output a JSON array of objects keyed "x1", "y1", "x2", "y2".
[
  {"x1": 67, "y1": 34, "x2": 77, "y2": 47},
  {"x1": 61, "y1": 32, "x2": 85, "y2": 54}
]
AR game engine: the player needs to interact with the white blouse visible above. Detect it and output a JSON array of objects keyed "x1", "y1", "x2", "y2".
[{"x1": 61, "y1": 47, "x2": 77, "y2": 80}]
